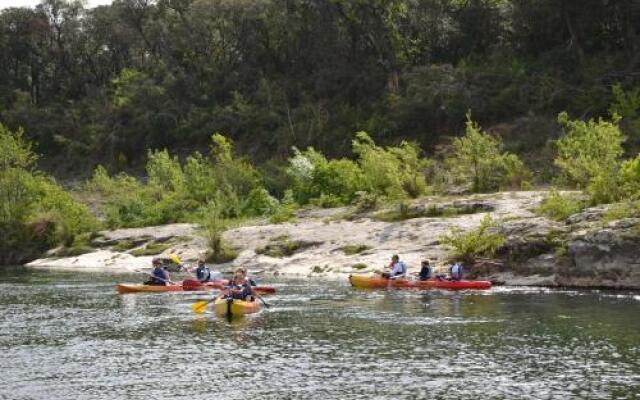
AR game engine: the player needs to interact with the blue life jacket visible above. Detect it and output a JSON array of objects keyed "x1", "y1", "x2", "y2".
[{"x1": 150, "y1": 267, "x2": 168, "y2": 284}]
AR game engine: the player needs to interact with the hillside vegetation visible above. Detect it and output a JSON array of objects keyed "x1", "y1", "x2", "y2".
[{"x1": 1, "y1": 0, "x2": 640, "y2": 264}]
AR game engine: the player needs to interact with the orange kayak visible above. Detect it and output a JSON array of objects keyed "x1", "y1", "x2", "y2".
[
  {"x1": 116, "y1": 280, "x2": 276, "y2": 294},
  {"x1": 349, "y1": 275, "x2": 491, "y2": 290}
]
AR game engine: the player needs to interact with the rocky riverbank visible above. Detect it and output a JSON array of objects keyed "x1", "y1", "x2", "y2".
[{"x1": 25, "y1": 191, "x2": 640, "y2": 289}]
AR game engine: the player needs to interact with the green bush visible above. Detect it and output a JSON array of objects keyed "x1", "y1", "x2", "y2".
[
  {"x1": 353, "y1": 131, "x2": 430, "y2": 199},
  {"x1": 554, "y1": 112, "x2": 624, "y2": 204},
  {"x1": 270, "y1": 190, "x2": 297, "y2": 223},
  {"x1": 536, "y1": 190, "x2": 586, "y2": 221},
  {"x1": 444, "y1": 114, "x2": 530, "y2": 192},
  {"x1": 287, "y1": 147, "x2": 364, "y2": 205},
  {"x1": 440, "y1": 214, "x2": 505, "y2": 262},
  {"x1": 619, "y1": 155, "x2": 640, "y2": 198},
  {"x1": 243, "y1": 187, "x2": 279, "y2": 216},
  {"x1": 0, "y1": 124, "x2": 97, "y2": 263}
]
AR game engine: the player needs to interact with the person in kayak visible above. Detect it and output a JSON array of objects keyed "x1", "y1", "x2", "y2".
[
  {"x1": 382, "y1": 254, "x2": 407, "y2": 279},
  {"x1": 188, "y1": 258, "x2": 223, "y2": 283},
  {"x1": 222, "y1": 267, "x2": 254, "y2": 301},
  {"x1": 418, "y1": 260, "x2": 432, "y2": 281},
  {"x1": 449, "y1": 261, "x2": 464, "y2": 281},
  {"x1": 144, "y1": 258, "x2": 170, "y2": 285}
]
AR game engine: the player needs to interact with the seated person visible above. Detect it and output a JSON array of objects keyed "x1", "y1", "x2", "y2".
[
  {"x1": 419, "y1": 260, "x2": 432, "y2": 281},
  {"x1": 381, "y1": 254, "x2": 407, "y2": 279},
  {"x1": 222, "y1": 267, "x2": 254, "y2": 301},
  {"x1": 191, "y1": 259, "x2": 222, "y2": 283},
  {"x1": 449, "y1": 262, "x2": 464, "y2": 281},
  {"x1": 144, "y1": 258, "x2": 170, "y2": 285}
]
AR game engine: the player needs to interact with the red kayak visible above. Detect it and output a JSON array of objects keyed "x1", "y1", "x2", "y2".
[
  {"x1": 116, "y1": 279, "x2": 276, "y2": 294},
  {"x1": 349, "y1": 275, "x2": 491, "y2": 290}
]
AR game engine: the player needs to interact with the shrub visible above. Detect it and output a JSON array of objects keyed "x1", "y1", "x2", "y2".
[
  {"x1": 440, "y1": 214, "x2": 505, "y2": 262},
  {"x1": 0, "y1": 124, "x2": 97, "y2": 262},
  {"x1": 353, "y1": 131, "x2": 430, "y2": 199},
  {"x1": 200, "y1": 202, "x2": 238, "y2": 263},
  {"x1": 444, "y1": 114, "x2": 529, "y2": 192},
  {"x1": 619, "y1": 155, "x2": 640, "y2": 198},
  {"x1": 270, "y1": 190, "x2": 297, "y2": 223},
  {"x1": 146, "y1": 149, "x2": 184, "y2": 192},
  {"x1": 287, "y1": 147, "x2": 364, "y2": 205},
  {"x1": 243, "y1": 187, "x2": 279, "y2": 216},
  {"x1": 554, "y1": 112, "x2": 624, "y2": 204},
  {"x1": 536, "y1": 190, "x2": 586, "y2": 221},
  {"x1": 352, "y1": 191, "x2": 379, "y2": 213}
]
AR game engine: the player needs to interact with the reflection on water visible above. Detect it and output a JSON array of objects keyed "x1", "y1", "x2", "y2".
[{"x1": 0, "y1": 269, "x2": 639, "y2": 399}]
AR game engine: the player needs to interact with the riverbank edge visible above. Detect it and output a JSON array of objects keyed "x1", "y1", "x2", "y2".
[{"x1": 21, "y1": 191, "x2": 640, "y2": 290}]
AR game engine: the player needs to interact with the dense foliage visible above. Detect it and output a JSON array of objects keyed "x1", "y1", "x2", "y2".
[
  {"x1": 0, "y1": 124, "x2": 96, "y2": 264},
  {"x1": 0, "y1": 0, "x2": 637, "y2": 174}
]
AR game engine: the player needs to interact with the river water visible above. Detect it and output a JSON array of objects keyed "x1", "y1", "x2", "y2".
[{"x1": 1, "y1": 268, "x2": 639, "y2": 400}]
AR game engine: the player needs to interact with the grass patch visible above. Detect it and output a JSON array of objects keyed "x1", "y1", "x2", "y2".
[
  {"x1": 351, "y1": 263, "x2": 368, "y2": 270},
  {"x1": 112, "y1": 240, "x2": 137, "y2": 252},
  {"x1": 340, "y1": 244, "x2": 372, "y2": 255},
  {"x1": 372, "y1": 202, "x2": 487, "y2": 222},
  {"x1": 536, "y1": 190, "x2": 586, "y2": 221},
  {"x1": 130, "y1": 242, "x2": 171, "y2": 256},
  {"x1": 256, "y1": 238, "x2": 322, "y2": 257},
  {"x1": 602, "y1": 201, "x2": 640, "y2": 222}
]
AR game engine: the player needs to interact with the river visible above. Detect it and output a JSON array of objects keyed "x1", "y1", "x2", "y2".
[{"x1": 1, "y1": 268, "x2": 639, "y2": 399}]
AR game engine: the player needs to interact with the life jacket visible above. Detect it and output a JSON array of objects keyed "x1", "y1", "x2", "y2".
[
  {"x1": 419, "y1": 265, "x2": 432, "y2": 280},
  {"x1": 150, "y1": 267, "x2": 167, "y2": 284},
  {"x1": 226, "y1": 278, "x2": 252, "y2": 299},
  {"x1": 196, "y1": 266, "x2": 211, "y2": 282},
  {"x1": 391, "y1": 261, "x2": 407, "y2": 276},
  {"x1": 450, "y1": 264, "x2": 464, "y2": 279}
]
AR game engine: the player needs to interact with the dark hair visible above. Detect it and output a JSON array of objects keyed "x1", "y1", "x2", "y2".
[
  {"x1": 392, "y1": 254, "x2": 399, "y2": 260},
  {"x1": 421, "y1": 260, "x2": 430, "y2": 265}
]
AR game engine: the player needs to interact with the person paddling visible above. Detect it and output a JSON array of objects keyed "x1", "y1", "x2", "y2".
[
  {"x1": 382, "y1": 254, "x2": 407, "y2": 279},
  {"x1": 419, "y1": 260, "x2": 432, "y2": 281},
  {"x1": 449, "y1": 261, "x2": 464, "y2": 281},
  {"x1": 221, "y1": 267, "x2": 254, "y2": 301},
  {"x1": 144, "y1": 258, "x2": 170, "y2": 286}
]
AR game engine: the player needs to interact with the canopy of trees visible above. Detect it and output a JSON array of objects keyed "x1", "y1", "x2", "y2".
[{"x1": 0, "y1": 0, "x2": 638, "y2": 175}]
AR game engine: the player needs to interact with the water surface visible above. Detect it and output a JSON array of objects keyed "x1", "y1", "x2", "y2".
[{"x1": 1, "y1": 269, "x2": 639, "y2": 399}]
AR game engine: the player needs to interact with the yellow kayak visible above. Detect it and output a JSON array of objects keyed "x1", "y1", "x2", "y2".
[{"x1": 213, "y1": 296, "x2": 262, "y2": 318}]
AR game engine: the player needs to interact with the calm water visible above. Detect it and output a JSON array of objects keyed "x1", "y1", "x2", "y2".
[{"x1": 1, "y1": 268, "x2": 639, "y2": 400}]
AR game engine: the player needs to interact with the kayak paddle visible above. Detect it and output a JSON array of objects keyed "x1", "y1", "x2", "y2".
[
  {"x1": 253, "y1": 292, "x2": 271, "y2": 308},
  {"x1": 136, "y1": 269, "x2": 175, "y2": 285},
  {"x1": 192, "y1": 297, "x2": 217, "y2": 314}
]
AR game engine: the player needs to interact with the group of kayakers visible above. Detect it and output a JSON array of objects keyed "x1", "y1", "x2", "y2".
[
  {"x1": 144, "y1": 256, "x2": 258, "y2": 301},
  {"x1": 383, "y1": 254, "x2": 464, "y2": 281}
]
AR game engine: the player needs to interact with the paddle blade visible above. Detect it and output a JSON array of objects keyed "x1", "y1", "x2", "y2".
[
  {"x1": 192, "y1": 300, "x2": 209, "y2": 314},
  {"x1": 253, "y1": 286, "x2": 276, "y2": 294}
]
